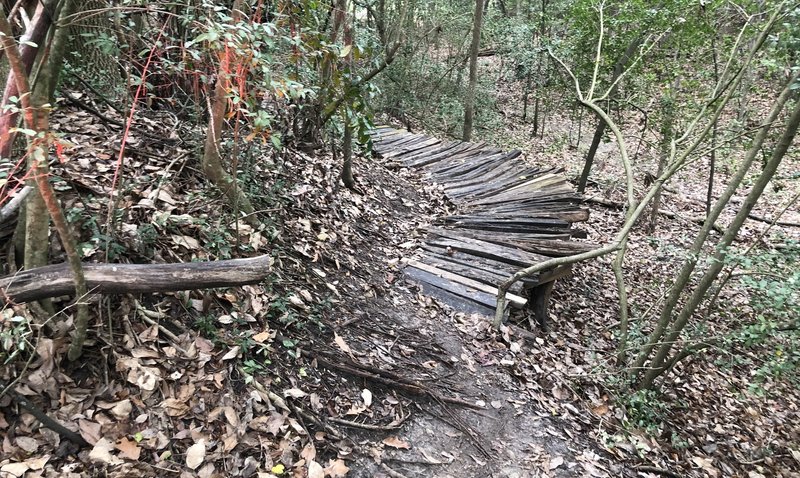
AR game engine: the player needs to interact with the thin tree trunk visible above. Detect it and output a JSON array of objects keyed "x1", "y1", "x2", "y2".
[
  {"x1": 638, "y1": 95, "x2": 800, "y2": 389},
  {"x1": 522, "y1": 68, "x2": 531, "y2": 121},
  {"x1": 706, "y1": 36, "x2": 720, "y2": 217},
  {"x1": 0, "y1": 2, "x2": 50, "y2": 160},
  {"x1": 576, "y1": 38, "x2": 642, "y2": 192},
  {"x1": 462, "y1": 0, "x2": 484, "y2": 142},
  {"x1": 341, "y1": 118, "x2": 355, "y2": 190},
  {"x1": 0, "y1": 2, "x2": 90, "y2": 359},
  {"x1": 201, "y1": 0, "x2": 257, "y2": 225},
  {"x1": 630, "y1": 69, "x2": 800, "y2": 385},
  {"x1": 648, "y1": 77, "x2": 678, "y2": 232}
]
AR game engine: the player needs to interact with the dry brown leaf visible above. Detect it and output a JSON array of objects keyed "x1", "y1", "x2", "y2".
[
  {"x1": 14, "y1": 436, "x2": 38, "y2": 453},
  {"x1": 111, "y1": 399, "x2": 133, "y2": 420},
  {"x1": 115, "y1": 437, "x2": 141, "y2": 460},
  {"x1": 89, "y1": 437, "x2": 123, "y2": 465},
  {"x1": 253, "y1": 329, "x2": 273, "y2": 343},
  {"x1": 549, "y1": 455, "x2": 564, "y2": 470},
  {"x1": 117, "y1": 357, "x2": 161, "y2": 391},
  {"x1": 221, "y1": 345, "x2": 241, "y2": 361},
  {"x1": 0, "y1": 462, "x2": 29, "y2": 477},
  {"x1": 185, "y1": 439, "x2": 206, "y2": 470},
  {"x1": 300, "y1": 442, "x2": 317, "y2": 462},
  {"x1": 283, "y1": 388, "x2": 308, "y2": 399},
  {"x1": 307, "y1": 460, "x2": 324, "y2": 478},
  {"x1": 382, "y1": 436, "x2": 411, "y2": 449},
  {"x1": 160, "y1": 398, "x2": 190, "y2": 417},
  {"x1": 333, "y1": 333, "x2": 352, "y2": 355},
  {"x1": 323, "y1": 459, "x2": 350, "y2": 477},
  {"x1": 79, "y1": 419, "x2": 102, "y2": 445}
]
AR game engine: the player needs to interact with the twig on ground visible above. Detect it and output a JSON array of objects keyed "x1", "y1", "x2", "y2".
[
  {"x1": 328, "y1": 413, "x2": 408, "y2": 431},
  {"x1": 381, "y1": 463, "x2": 411, "y2": 478},
  {"x1": 634, "y1": 465, "x2": 682, "y2": 478}
]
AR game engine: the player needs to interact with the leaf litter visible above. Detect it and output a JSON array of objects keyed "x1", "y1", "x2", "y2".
[{"x1": 0, "y1": 81, "x2": 798, "y2": 478}]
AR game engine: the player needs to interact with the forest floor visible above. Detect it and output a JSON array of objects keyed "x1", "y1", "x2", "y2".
[{"x1": 1, "y1": 73, "x2": 800, "y2": 478}]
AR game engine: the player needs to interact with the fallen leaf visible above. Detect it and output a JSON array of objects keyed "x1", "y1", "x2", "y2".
[
  {"x1": 171, "y1": 234, "x2": 200, "y2": 250},
  {"x1": 111, "y1": 399, "x2": 133, "y2": 419},
  {"x1": 221, "y1": 345, "x2": 241, "y2": 361},
  {"x1": 323, "y1": 459, "x2": 350, "y2": 477},
  {"x1": 253, "y1": 330, "x2": 272, "y2": 343},
  {"x1": 89, "y1": 438, "x2": 123, "y2": 465},
  {"x1": 160, "y1": 398, "x2": 190, "y2": 417},
  {"x1": 0, "y1": 462, "x2": 29, "y2": 477},
  {"x1": 186, "y1": 439, "x2": 206, "y2": 470},
  {"x1": 115, "y1": 437, "x2": 141, "y2": 460},
  {"x1": 382, "y1": 436, "x2": 411, "y2": 449},
  {"x1": 334, "y1": 333, "x2": 352, "y2": 355},
  {"x1": 361, "y1": 389, "x2": 373, "y2": 407},
  {"x1": 307, "y1": 460, "x2": 324, "y2": 478},
  {"x1": 300, "y1": 443, "x2": 317, "y2": 461},
  {"x1": 549, "y1": 455, "x2": 564, "y2": 470},
  {"x1": 283, "y1": 388, "x2": 308, "y2": 399},
  {"x1": 15, "y1": 436, "x2": 38, "y2": 453}
]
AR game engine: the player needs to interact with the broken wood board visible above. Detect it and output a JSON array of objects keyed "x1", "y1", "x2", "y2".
[{"x1": 403, "y1": 259, "x2": 526, "y2": 311}]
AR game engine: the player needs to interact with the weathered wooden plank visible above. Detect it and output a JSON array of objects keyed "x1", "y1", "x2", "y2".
[
  {"x1": 430, "y1": 148, "x2": 506, "y2": 176},
  {"x1": 419, "y1": 244, "x2": 537, "y2": 279},
  {"x1": 418, "y1": 250, "x2": 530, "y2": 292},
  {"x1": 449, "y1": 207, "x2": 590, "y2": 223},
  {"x1": 425, "y1": 227, "x2": 596, "y2": 256},
  {"x1": 433, "y1": 160, "x2": 513, "y2": 186},
  {"x1": 467, "y1": 182, "x2": 574, "y2": 207},
  {"x1": 404, "y1": 258, "x2": 527, "y2": 307},
  {"x1": 444, "y1": 164, "x2": 541, "y2": 193},
  {"x1": 376, "y1": 132, "x2": 430, "y2": 150},
  {"x1": 403, "y1": 267, "x2": 499, "y2": 316},
  {"x1": 374, "y1": 133, "x2": 426, "y2": 151},
  {"x1": 425, "y1": 234, "x2": 549, "y2": 267},
  {"x1": 446, "y1": 215, "x2": 571, "y2": 229},
  {"x1": 371, "y1": 130, "x2": 411, "y2": 147},
  {"x1": 478, "y1": 199, "x2": 584, "y2": 214},
  {"x1": 449, "y1": 222, "x2": 572, "y2": 235},
  {"x1": 381, "y1": 136, "x2": 441, "y2": 158},
  {"x1": 400, "y1": 140, "x2": 463, "y2": 164},
  {"x1": 406, "y1": 142, "x2": 474, "y2": 168},
  {"x1": 418, "y1": 143, "x2": 491, "y2": 171},
  {"x1": 453, "y1": 165, "x2": 557, "y2": 191},
  {"x1": 446, "y1": 169, "x2": 549, "y2": 199}
]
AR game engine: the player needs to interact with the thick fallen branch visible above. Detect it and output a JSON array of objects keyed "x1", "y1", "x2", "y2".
[{"x1": 0, "y1": 255, "x2": 271, "y2": 303}]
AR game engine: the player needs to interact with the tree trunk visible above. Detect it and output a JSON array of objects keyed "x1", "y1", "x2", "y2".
[
  {"x1": 522, "y1": 68, "x2": 531, "y2": 121},
  {"x1": 462, "y1": 0, "x2": 484, "y2": 142},
  {"x1": 201, "y1": 0, "x2": 257, "y2": 225},
  {"x1": 648, "y1": 81, "x2": 677, "y2": 232},
  {"x1": 638, "y1": 95, "x2": 800, "y2": 389},
  {"x1": 629, "y1": 70, "x2": 800, "y2": 387},
  {"x1": 0, "y1": 1, "x2": 91, "y2": 359},
  {"x1": 0, "y1": 2, "x2": 51, "y2": 160},
  {"x1": 576, "y1": 38, "x2": 642, "y2": 192},
  {"x1": 706, "y1": 36, "x2": 720, "y2": 217},
  {"x1": 341, "y1": 117, "x2": 355, "y2": 190}
]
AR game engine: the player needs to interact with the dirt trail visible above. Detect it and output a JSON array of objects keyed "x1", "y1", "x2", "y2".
[{"x1": 311, "y1": 156, "x2": 618, "y2": 478}]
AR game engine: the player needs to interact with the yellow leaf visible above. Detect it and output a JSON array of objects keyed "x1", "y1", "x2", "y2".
[{"x1": 271, "y1": 464, "x2": 285, "y2": 474}]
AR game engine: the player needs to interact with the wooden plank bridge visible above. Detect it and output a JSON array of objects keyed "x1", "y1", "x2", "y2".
[{"x1": 371, "y1": 127, "x2": 593, "y2": 326}]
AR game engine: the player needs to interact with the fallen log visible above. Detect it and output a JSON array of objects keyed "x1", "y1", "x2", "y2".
[{"x1": 0, "y1": 255, "x2": 272, "y2": 303}]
